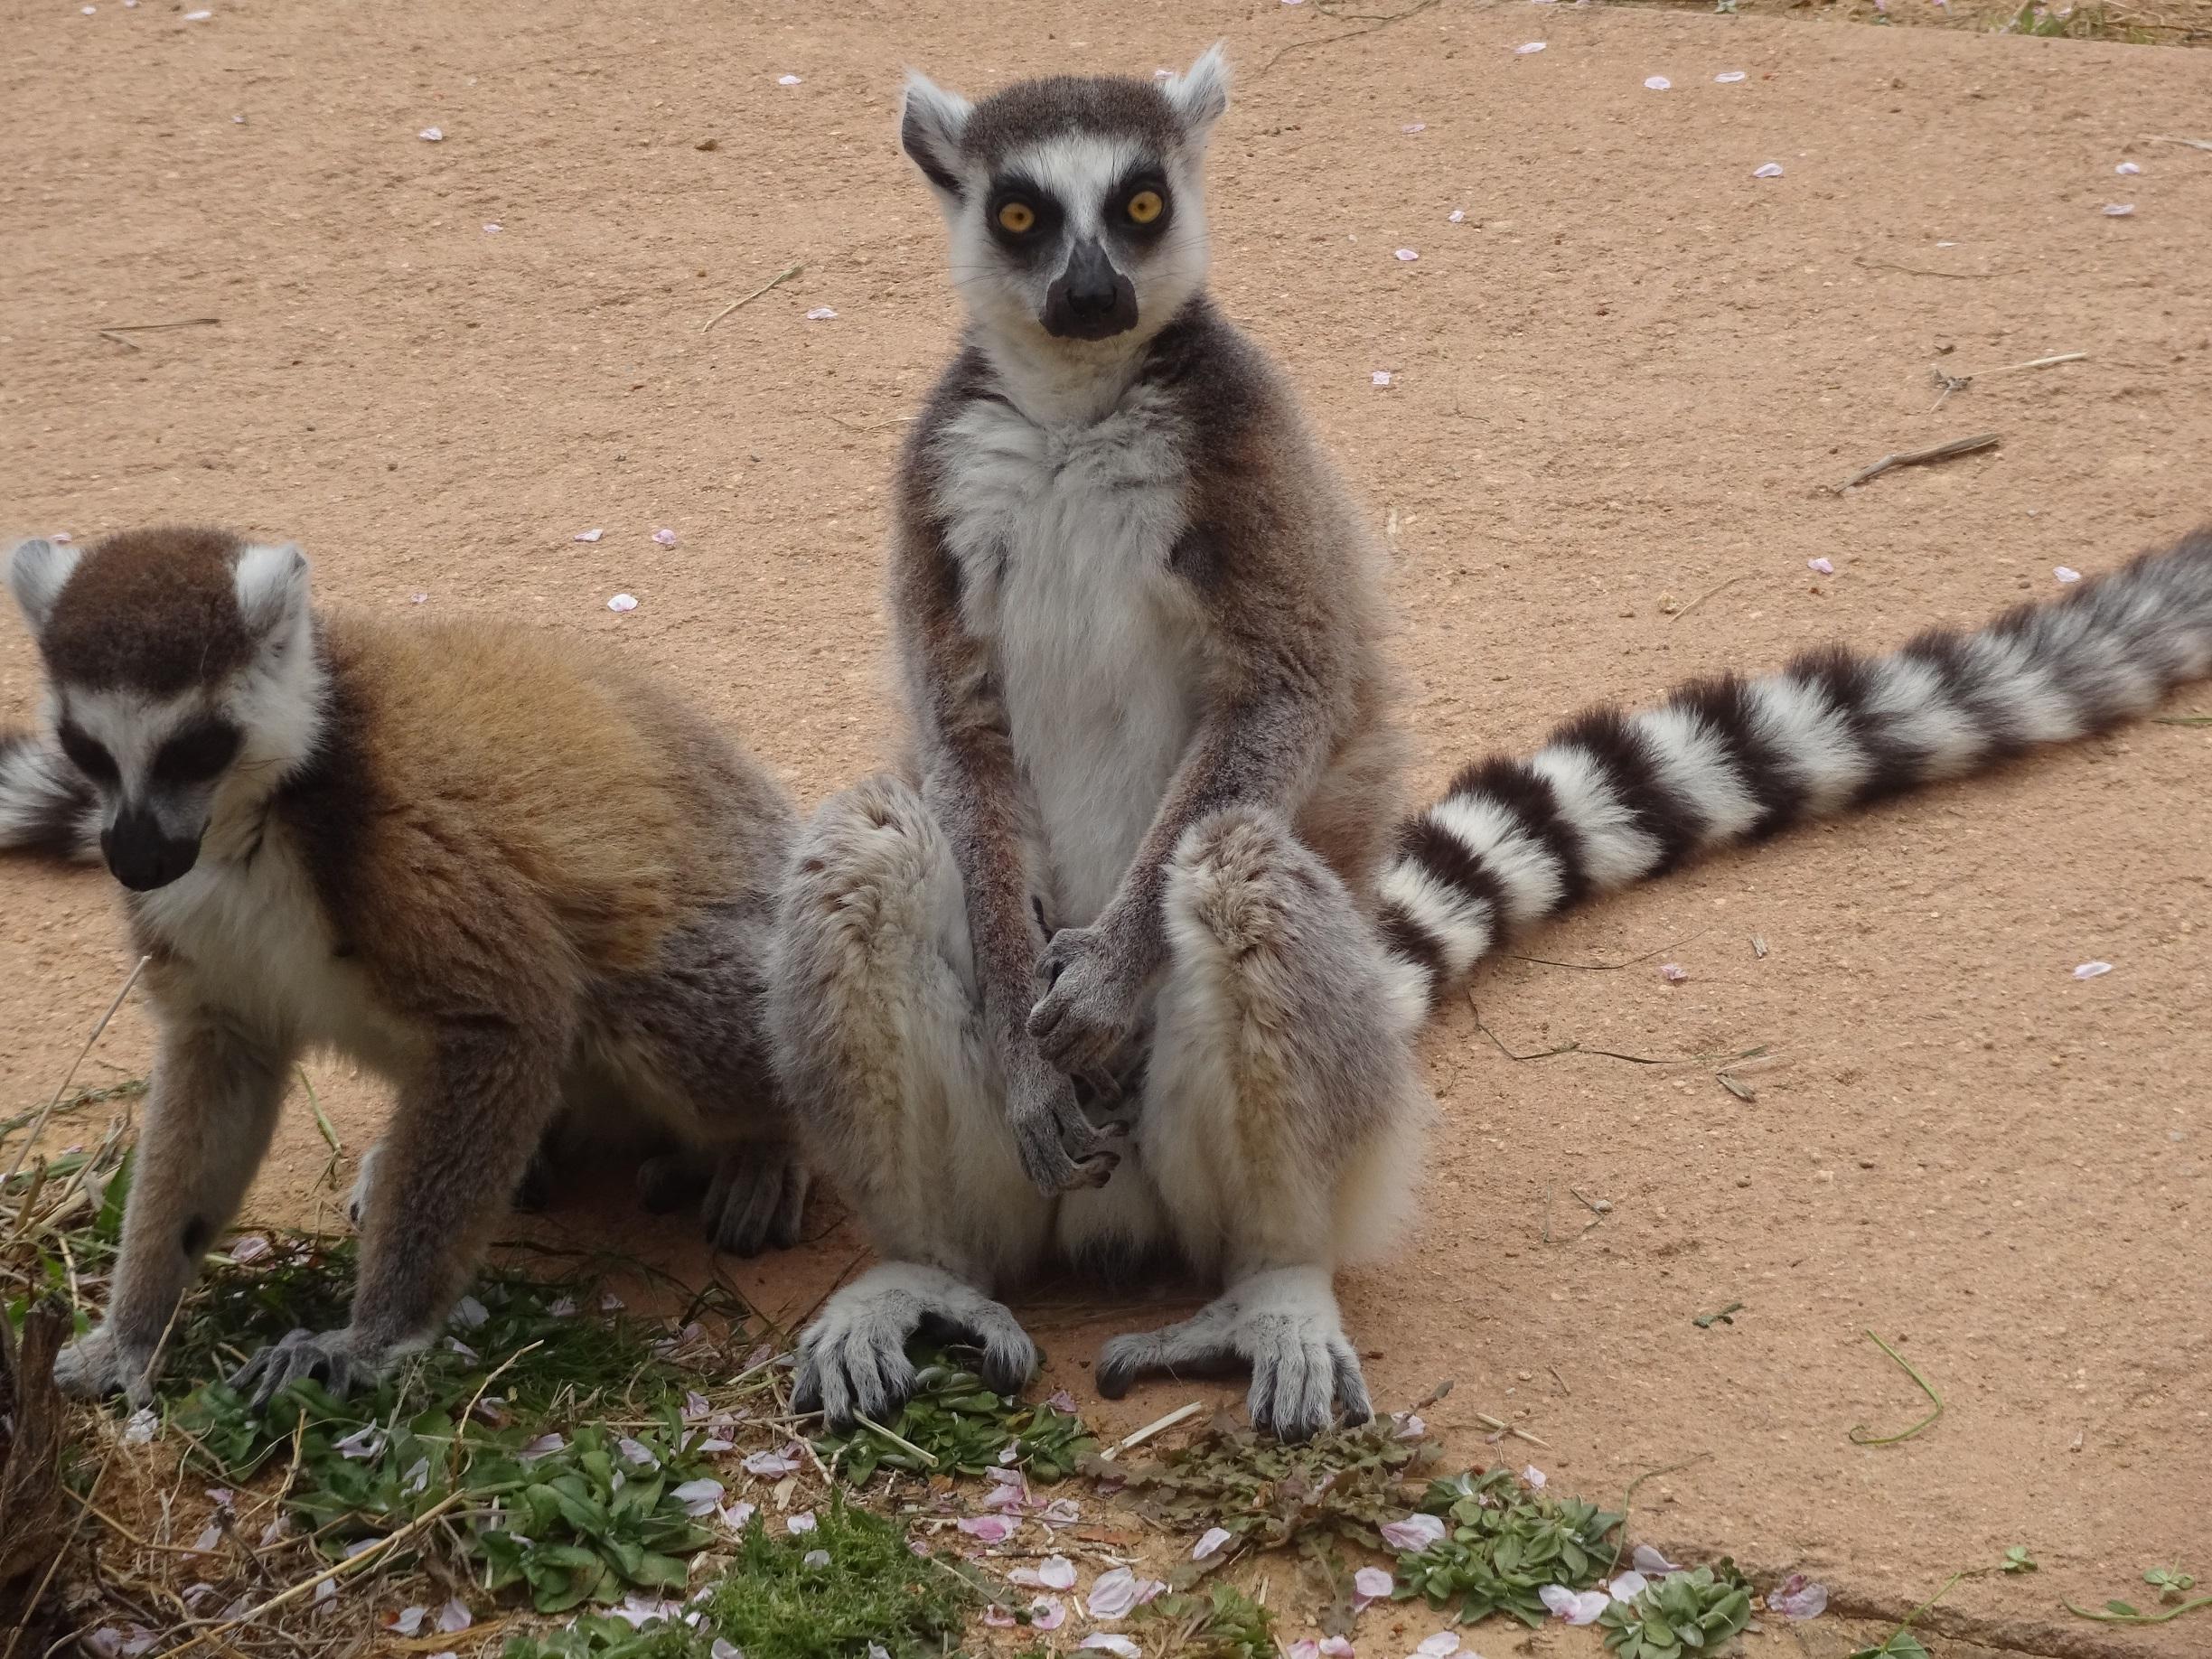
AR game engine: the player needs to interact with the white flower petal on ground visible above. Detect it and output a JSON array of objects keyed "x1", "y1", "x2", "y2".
[
  {"x1": 334, "y1": 1425, "x2": 385, "y2": 1460},
  {"x1": 607, "y1": 593, "x2": 639, "y2": 613},
  {"x1": 787, "y1": 1511, "x2": 817, "y2": 1534},
  {"x1": 388, "y1": 1607, "x2": 427, "y2": 1636},
  {"x1": 1609, "y1": 1570, "x2": 1650, "y2": 1602},
  {"x1": 1754, "y1": 162, "x2": 1784, "y2": 178},
  {"x1": 672, "y1": 1478, "x2": 724, "y2": 1517},
  {"x1": 1770, "y1": 1574, "x2": 1828, "y2": 1619},
  {"x1": 1085, "y1": 1567, "x2": 1141, "y2": 1619},
  {"x1": 403, "y1": 1456, "x2": 432, "y2": 1495},
  {"x1": 445, "y1": 1336, "x2": 478, "y2": 1361},
  {"x1": 802, "y1": 1549, "x2": 830, "y2": 1568},
  {"x1": 436, "y1": 1598, "x2": 473, "y2": 1633},
  {"x1": 2116, "y1": 161, "x2": 2142, "y2": 174},
  {"x1": 1540, "y1": 1586, "x2": 1609, "y2": 1625},
  {"x1": 1401, "y1": 123, "x2": 1427, "y2": 135},
  {"x1": 805, "y1": 306, "x2": 839, "y2": 321},
  {"x1": 742, "y1": 1445, "x2": 801, "y2": 1476},
  {"x1": 1372, "y1": 370, "x2": 1392, "y2": 386},
  {"x1": 2074, "y1": 961, "x2": 2113, "y2": 979},
  {"x1": 1193, "y1": 1525, "x2": 1233, "y2": 1560},
  {"x1": 718, "y1": 1499, "x2": 757, "y2": 1530},
  {"x1": 574, "y1": 529, "x2": 604, "y2": 543},
  {"x1": 483, "y1": 222, "x2": 502, "y2": 232},
  {"x1": 1381, "y1": 1514, "x2": 1447, "y2": 1551},
  {"x1": 1354, "y1": 1566, "x2": 1394, "y2": 1605},
  {"x1": 711, "y1": 1643, "x2": 745, "y2": 1659},
  {"x1": 1415, "y1": 1634, "x2": 1460, "y2": 1657},
  {"x1": 1394, "y1": 248, "x2": 1419, "y2": 262},
  {"x1": 2103, "y1": 203, "x2": 2135, "y2": 216},
  {"x1": 1659, "y1": 963, "x2": 1688, "y2": 983},
  {"x1": 123, "y1": 1407, "x2": 159, "y2": 1445},
  {"x1": 1289, "y1": 1644, "x2": 1321, "y2": 1659},
  {"x1": 547, "y1": 1296, "x2": 577, "y2": 1317},
  {"x1": 230, "y1": 1235, "x2": 270, "y2": 1263},
  {"x1": 190, "y1": 1523, "x2": 222, "y2": 1555},
  {"x1": 653, "y1": 528, "x2": 680, "y2": 548},
  {"x1": 1080, "y1": 1638, "x2": 1141, "y2": 1658},
  {"x1": 1032, "y1": 1595, "x2": 1069, "y2": 1630},
  {"x1": 517, "y1": 1432, "x2": 565, "y2": 1464},
  {"x1": 258, "y1": 1514, "x2": 290, "y2": 1547},
  {"x1": 1633, "y1": 1543, "x2": 1683, "y2": 1574},
  {"x1": 777, "y1": 74, "x2": 801, "y2": 85},
  {"x1": 1038, "y1": 1497, "x2": 1082, "y2": 1526},
  {"x1": 956, "y1": 1514, "x2": 1016, "y2": 1542},
  {"x1": 1808, "y1": 557, "x2": 1834, "y2": 575},
  {"x1": 1394, "y1": 1412, "x2": 1427, "y2": 1439},
  {"x1": 609, "y1": 1595, "x2": 680, "y2": 1630},
  {"x1": 983, "y1": 1605, "x2": 1017, "y2": 1627},
  {"x1": 1515, "y1": 41, "x2": 1547, "y2": 53},
  {"x1": 683, "y1": 1391, "x2": 713, "y2": 1420},
  {"x1": 2055, "y1": 566, "x2": 2082, "y2": 584},
  {"x1": 1046, "y1": 1388, "x2": 1079, "y2": 1411},
  {"x1": 1037, "y1": 1555, "x2": 1078, "y2": 1589},
  {"x1": 1645, "y1": 75, "x2": 1671, "y2": 89},
  {"x1": 418, "y1": 127, "x2": 443, "y2": 142},
  {"x1": 1717, "y1": 70, "x2": 1748, "y2": 81},
  {"x1": 617, "y1": 1437, "x2": 660, "y2": 1468},
  {"x1": 183, "y1": 8, "x2": 211, "y2": 17},
  {"x1": 450, "y1": 1295, "x2": 489, "y2": 1329},
  {"x1": 1319, "y1": 1641, "x2": 1355, "y2": 1659}
]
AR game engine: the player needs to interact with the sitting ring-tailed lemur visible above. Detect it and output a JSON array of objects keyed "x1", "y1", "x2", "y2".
[
  {"x1": 764, "y1": 45, "x2": 2212, "y2": 1439},
  {"x1": 0, "y1": 527, "x2": 806, "y2": 1406}
]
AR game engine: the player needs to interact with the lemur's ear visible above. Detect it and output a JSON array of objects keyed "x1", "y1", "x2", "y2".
[
  {"x1": 233, "y1": 542, "x2": 311, "y2": 639},
  {"x1": 900, "y1": 70, "x2": 974, "y2": 202},
  {"x1": 1165, "y1": 43, "x2": 1231, "y2": 147},
  {"x1": 6, "y1": 537, "x2": 81, "y2": 634}
]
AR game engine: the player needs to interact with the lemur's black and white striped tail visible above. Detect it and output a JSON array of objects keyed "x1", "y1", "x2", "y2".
[
  {"x1": 1378, "y1": 528, "x2": 2212, "y2": 1004},
  {"x1": 0, "y1": 732, "x2": 98, "y2": 862}
]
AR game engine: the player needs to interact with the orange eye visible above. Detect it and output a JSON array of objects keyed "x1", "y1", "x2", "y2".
[
  {"x1": 998, "y1": 201, "x2": 1036, "y2": 233},
  {"x1": 1126, "y1": 189, "x2": 1164, "y2": 225}
]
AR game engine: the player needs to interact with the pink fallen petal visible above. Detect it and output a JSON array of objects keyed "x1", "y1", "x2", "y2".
[
  {"x1": 1393, "y1": 248, "x2": 1419, "y2": 262},
  {"x1": 1045, "y1": 1388, "x2": 1079, "y2": 1411},
  {"x1": 547, "y1": 1296, "x2": 577, "y2": 1317},
  {"x1": 1754, "y1": 162, "x2": 1785, "y2": 179},
  {"x1": 333, "y1": 1425, "x2": 385, "y2": 1460},
  {"x1": 483, "y1": 222, "x2": 502, "y2": 233},
  {"x1": 1354, "y1": 1566, "x2": 1394, "y2": 1604},
  {"x1": 957, "y1": 1514, "x2": 1017, "y2": 1543},
  {"x1": 1717, "y1": 70, "x2": 1748, "y2": 82},
  {"x1": 1523, "y1": 1464, "x2": 1548, "y2": 1489},
  {"x1": 190, "y1": 1524, "x2": 222, "y2": 1555},
  {"x1": 436, "y1": 1599, "x2": 473, "y2": 1634},
  {"x1": 2116, "y1": 161, "x2": 2142, "y2": 174},
  {"x1": 1401, "y1": 123, "x2": 1427, "y2": 135},
  {"x1": 1381, "y1": 1514, "x2": 1447, "y2": 1551},
  {"x1": 1038, "y1": 1497, "x2": 1082, "y2": 1526},
  {"x1": 1808, "y1": 557, "x2": 1834, "y2": 575},
  {"x1": 1320, "y1": 1641, "x2": 1355, "y2": 1659},
  {"x1": 600, "y1": 1290, "x2": 626, "y2": 1311},
  {"x1": 1416, "y1": 1634, "x2": 1460, "y2": 1657},
  {"x1": 183, "y1": 8, "x2": 211, "y2": 16},
  {"x1": 1393, "y1": 1411, "x2": 1427, "y2": 1439},
  {"x1": 445, "y1": 1336, "x2": 478, "y2": 1361},
  {"x1": 1633, "y1": 1544, "x2": 1683, "y2": 1574},
  {"x1": 2055, "y1": 566, "x2": 2082, "y2": 584},
  {"x1": 2103, "y1": 203, "x2": 2135, "y2": 216},
  {"x1": 616, "y1": 1437, "x2": 659, "y2": 1467},
  {"x1": 1609, "y1": 1570, "x2": 1650, "y2": 1602},
  {"x1": 228, "y1": 1234, "x2": 271, "y2": 1263},
  {"x1": 1289, "y1": 1645, "x2": 1321, "y2": 1659},
  {"x1": 672, "y1": 1478, "x2": 724, "y2": 1517},
  {"x1": 1193, "y1": 1525, "x2": 1233, "y2": 1560},
  {"x1": 1659, "y1": 963, "x2": 1688, "y2": 983},
  {"x1": 802, "y1": 1548, "x2": 830, "y2": 1568},
  {"x1": 607, "y1": 593, "x2": 639, "y2": 613},
  {"x1": 1645, "y1": 76, "x2": 1671, "y2": 90},
  {"x1": 49, "y1": 531, "x2": 73, "y2": 543},
  {"x1": 1032, "y1": 1595, "x2": 1069, "y2": 1631},
  {"x1": 1539, "y1": 1586, "x2": 1608, "y2": 1626},
  {"x1": 1447, "y1": 210, "x2": 1465, "y2": 224},
  {"x1": 1080, "y1": 1638, "x2": 1140, "y2": 1659},
  {"x1": 711, "y1": 1643, "x2": 745, "y2": 1659},
  {"x1": 2073, "y1": 961, "x2": 2113, "y2": 979},
  {"x1": 983, "y1": 1606, "x2": 1017, "y2": 1628},
  {"x1": 418, "y1": 127, "x2": 444, "y2": 143},
  {"x1": 741, "y1": 1447, "x2": 800, "y2": 1476},
  {"x1": 1085, "y1": 1567, "x2": 1141, "y2": 1619},
  {"x1": 1037, "y1": 1555, "x2": 1078, "y2": 1590},
  {"x1": 1515, "y1": 41, "x2": 1548, "y2": 53},
  {"x1": 777, "y1": 74, "x2": 801, "y2": 86},
  {"x1": 1372, "y1": 370, "x2": 1393, "y2": 386},
  {"x1": 517, "y1": 1432, "x2": 565, "y2": 1463},
  {"x1": 653, "y1": 528, "x2": 680, "y2": 547},
  {"x1": 805, "y1": 305, "x2": 839, "y2": 321},
  {"x1": 313, "y1": 1579, "x2": 337, "y2": 1607},
  {"x1": 387, "y1": 1607, "x2": 427, "y2": 1636},
  {"x1": 786, "y1": 1511, "x2": 817, "y2": 1534},
  {"x1": 982, "y1": 1482, "x2": 1028, "y2": 1514},
  {"x1": 1154, "y1": 68, "x2": 1175, "y2": 79},
  {"x1": 574, "y1": 529, "x2": 604, "y2": 543},
  {"x1": 410, "y1": 591, "x2": 429, "y2": 604},
  {"x1": 1771, "y1": 1573, "x2": 1828, "y2": 1619}
]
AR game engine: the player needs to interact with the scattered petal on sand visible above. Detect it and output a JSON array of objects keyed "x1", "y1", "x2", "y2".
[
  {"x1": 229, "y1": 1234, "x2": 270, "y2": 1263},
  {"x1": 50, "y1": 531, "x2": 73, "y2": 543},
  {"x1": 672, "y1": 1478, "x2": 724, "y2": 1517},
  {"x1": 410, "y1": 591, "x2": 429, "y2": 604},
  {"x1": 1635, "y1": 1544, "x2": 1684, "y2": 1575},
  {"x1": 1037, "y1": 1556, "x2": 1078, "y2": 1589},
  {"x1": 2055, "y1": 566, "x2": 2082, "y2": 584},
  {"x1": 387, "y1": 1607, "x2": 427, "y2": 1637},
  {"x1": 124, "y1": 1409, "x2": 158, "y2": 1445},
  {"x1": 801, "y1": 1549, "x2": 830, "y2": 1568},
  {"x1": 334, "y1": 1425, "x2": 386, "y2": 1460},
  {"x1": 652, "y1": 528, "x2": 680, "y2": 548},
  {"x1": 1523, "y1": 1464, "x2": 1549, "y2": 1489},
  {"x1": 1754, "y1": 162, "x2": 1784, "y2": 178},
  {"x1": 787, "y1": 1511, "x2": 817, "y2": 1534},
  {"x1": 1154, "y1": 68, "x2": 1175, "y2": 79},
  {"x1": 1080, "y1": 1638, "x2": 1140, "y2": 1658},
  {"x1": 1660, "y1": 962, "x2": 1689, "y2": 983},
  {"x1": 1609, "y1": 1570, "x2": 1651, "y2": 1601},
  {"x1": 2103, "y1": 203, "x2": 2135, "y2": 216},
  {"x1": 1515, "y1": 41, "x2": 1548, "y2": 53},
  {"x1": 1771, "y1": 1574, "x2": 1829, "y2": 1620},
  {"x1": 1393, "y1": 1411, "x2": 1427, "y2": 1439},
  {"x1": 1394, "y1": 248, "x2": 1419, "y2": 261},
  {"x1": 1717, "y1": 70, "x2": 1748, "y2": 82},
  {"x1": 418, "y1": 127, "x2": 444, "y2": 143},
  {"x1": 2074, "y1": 961, "x2": 2113, "y2": 979},
  {"x1": 607, "y1": 593, "x2": 639, "y2": 613},
  {"x1": 1540, "y1": 1586, "x2": 1610, "y2": 1625},
  {"x1": 1193, "y1": 1526, "x2": 1233, "y2": 1560},
  {"x1": 1401, "y1": 122, "x2": 1427, "y2": 135},
  {"x1": 2116, "y1": 160, "x2": 2142, "y2": 174},
  {"x1": 777, "y1": 74, "x2": 801, "y2": 85},
  {"x1": 1372, "y1": 370, "x2": 1393, "y2": 386},
  {"x1": 983, "y1": 1606, "x2": 1017, "y2": 1628},
  {"x1": 1645, "y1": 76, "x2": 1671, "y2": 90},
  {"x1": 1031, "y1": 1595, "x2": 1069, "y2": 1630},
  {"x1": 1289, "y1": 1645, "x2": 1321, "y2": 1659},
  {"x1": 1319, "y1": 1642, "x2": 1355, "y2": 1659},
  {"x1": 574, "y1": 528, "x2": 604, "y2": 542},
  {"x1": 1381, "y1": 1514, "x2": 1447, "y2": 1551},
  {"x1": 1808, "y1": 557, "x2": 1834, "y2": 575},
  {"x1": 183, "y1": 7, "x2": 211, "y2": 17},
  {"x1": 957, "y1": 1514, "x2": 1017, "y2": 1543},
  {"x1": 1354, "y1": 1566, "x2": 1394, "y2": 1605},
  {"x1": 1448, "y1": 209, "x2": 1465, "y2": 223},
  {"x1": 805, "y1": 305, "x2": 839, "y2": 320},
  {"x1": 450, "y1": 1295, "x2": 489, "y2": 1329},
  {"x1": 1085, "y1": 1567, "x2": 1164, "y2": 1619},
  {"x1": 1046, "y1": 1388, "x2": 1079, "y2": 1411},
  {"x1": 718, "y1": 1498, "x2": 757, "y2": 1530},
  {"x1": 1038, "y1": 1497, "x2": 1082, "y2": 1526},
  {"x1": 1416, "y1": 1634, "x2": 1461, "y2": 1657},
  {"x1": 742, "y1": 1445, "x2": 801, "y2": 1476},
  {"x1": 483, "y1": 221, "x2": 502, "y2": 232},
  {"x1": 684, "y1": 1390, "x2": 713, "y2": 1420}
]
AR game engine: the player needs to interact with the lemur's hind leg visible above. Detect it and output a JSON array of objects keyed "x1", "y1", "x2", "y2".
[
  {"x1": 767, "y1": 775, "x2": 1052, "y2": 1426},
  {"x1": 1088, "y1": 806, "x2": 1429, "y2": 1440},
  {"x1": 347, "y1": 1126, "x2": 559, "y2": 1226}
]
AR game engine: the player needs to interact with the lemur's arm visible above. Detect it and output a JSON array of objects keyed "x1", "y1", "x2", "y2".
[
  {"x1": 892, "y1": 489, "x2": 1121, "y2": 1196},
  {"x1": 1027, "y1": 483, "x2": 1354, "y2": 1077}
]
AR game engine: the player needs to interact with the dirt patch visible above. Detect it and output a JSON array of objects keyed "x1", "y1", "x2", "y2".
[{"x1": 4, "y1": 2, "x2": 2210, "y2": 1655}]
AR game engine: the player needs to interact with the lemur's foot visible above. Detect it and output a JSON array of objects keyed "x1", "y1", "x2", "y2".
[
  {"x1": 701, "y1": 1144, "x2": 810, "y2": 1257},
  {"x1": 792, "y1": 1263, "x2": 1036, "y2": 1429},
  {"x1": 55, "y1": 1323, "x2": 159, "y2": 1410},
  {"x1": 230, "y1": 1326, "x2": 381, "y2": 1406}
]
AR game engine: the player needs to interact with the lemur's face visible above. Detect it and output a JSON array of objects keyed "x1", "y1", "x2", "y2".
[
  {"x1": 902, "y1": 48, "x2": 1229, "y2": 351},
  {"x1": 8, "y1": 531, "x2": 320, "y2": 892}
]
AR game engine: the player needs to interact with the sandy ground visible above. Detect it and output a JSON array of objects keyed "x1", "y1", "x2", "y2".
[{"x1": 5, "y1": 2, "x2": 2211, "y2": 1654}]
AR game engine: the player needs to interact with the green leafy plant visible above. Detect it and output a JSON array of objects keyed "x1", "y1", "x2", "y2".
[
  {"x1": 2065, "y1": 1563, "x2": 2212, "y2": 1627},
  {"x1": 1598, "y1": 1563, "x2": 1753, "y2": 1657},
  {"x1": 815, "y1": 1348, "x2": 1095, "y2": 1483},
  {"x1": 1393, "y1": 1466, "x2": 1626, "y2": 1626},
  {"x1": 1144, "y1": 1581, "x2": 1277, "y2": 1658},
  {"x1": 2001, "y1": 1545, "x2": 2036, "y2": 1574}
]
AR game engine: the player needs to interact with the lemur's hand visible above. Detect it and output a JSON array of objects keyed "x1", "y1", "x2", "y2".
[
  {"x1": 1008, "y1": 1054, "x2": 1119, "y2": 1196},
  {"x1": 1028, "y1": 924, "x2": 1146, "y2": 1078}
]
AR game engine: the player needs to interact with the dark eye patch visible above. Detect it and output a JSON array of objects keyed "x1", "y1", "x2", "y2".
[
  {"x1": 151, "y1": 717, "x2": 241, "y2": 786},
  {"x1": 1110, "y1": 168, "x2": 1173, "y2": 240},
  {"x1": 56, "y1": 722, "x2": 119, "y2": 786},
  {"x1": 985, "y1": 175, "x2": 1064, "y2": 258}
]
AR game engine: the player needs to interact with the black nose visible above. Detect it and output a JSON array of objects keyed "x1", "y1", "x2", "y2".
[
  {"x1": 102, "y1": 805, "x2": 202, "y2": 892},
  {"x1": 1043, "y1": 239, "x2": 1139, "y2": 341}
]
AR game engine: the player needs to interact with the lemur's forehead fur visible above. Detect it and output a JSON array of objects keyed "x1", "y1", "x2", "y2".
[
  {"x1": 958, "y1": 76, "x2": 1183, "y2": 173},
  {"x1": 41, "y1": 526, "x2": 257, "y2": 695}
]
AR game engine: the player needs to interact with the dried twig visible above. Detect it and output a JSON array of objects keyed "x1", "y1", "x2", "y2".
[
  {"x1": 1665, "y1": 575, "x2": 1747, "y2": 623},
  {"x1": 2143, "y1": 134, "x2": 2212, "y2": 152},
  {"x1": 1833, "y1": 432, "x2": 1999, "y2": 494},
  {"x1": 1470, "y1": 1410, "x2": 1549, "y2": 1448},
  {"x1": 1848, "y1": 1329, "x2": 1945, "y2": 1446},
  {"x1": 701, "y1": 263, "x2": 801, "y2": 333},
  {"x1": 1929, "y1": 351, "x2": 2084, "y2": 410},
  {"x1": 1261, "y1": 0, "x2": 1442, "y2": 73},
  {"x1": 853, "y1": 1412, "x2": 940, "y2": 1469},
  {"x1": 1098, "y1": 1400, "x2": 1205, "y2": 1460}
]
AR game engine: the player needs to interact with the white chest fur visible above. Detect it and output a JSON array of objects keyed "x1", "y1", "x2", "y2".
[
  {"x1": 934, "y1": 391, "x2": 1204, "y2": 926},
  {"x1": 135, "y1": 828, "x2": 415, "y2": 1073}
]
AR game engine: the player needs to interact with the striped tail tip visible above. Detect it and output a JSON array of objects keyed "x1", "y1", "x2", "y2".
[
  {"x1": 1379, "y1": 526, "x2": 2212, "y2": 1005},
  {"x1": 0, "y1": 732, "x2": 99, "y2": 862}
]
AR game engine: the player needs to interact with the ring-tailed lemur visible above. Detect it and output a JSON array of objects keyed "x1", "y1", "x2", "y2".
[
  {"x1": 764, "y1": 44, "x2": 2212, "y2": 1440},
  {"x1": 1, "y1": 527, "x2": 806, "y2": 1407}
]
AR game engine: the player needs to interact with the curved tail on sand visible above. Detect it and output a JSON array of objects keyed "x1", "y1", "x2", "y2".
[
  {"x1": 0, "y1": 731, "x2": 98, "y2": 861},
  {"x1": 1378, "y1": 527, "x2": 2212, "y2": 1004}
]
